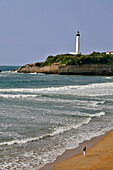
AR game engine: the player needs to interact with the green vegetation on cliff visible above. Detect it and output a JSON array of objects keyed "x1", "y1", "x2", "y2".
[{"x1": 40, "y1": 52, "x2": 113, "y2": 66}]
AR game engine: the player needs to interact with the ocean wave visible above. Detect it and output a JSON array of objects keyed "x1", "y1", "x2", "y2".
[
  {"x1": 0, "y1": 82, "x2": 113, "y2": 93},
  {"x1": 61, "y1": 111, "x2": 106, "y2": 118},
  {"x1": 0, "y1": 86, "x2": 75, "y2": 93},
  {"x1": 0, "y1": 71, "x2": 11, "y2": 77},
  {"x1": 85, "y1": 111, "x2": 105, "y2": 118},
  {"x1": 29, "y1": 72, "x2": 37, "y2": 74},
  {"x1": 0, "y1": 94, "x2": 38, "y2": 99},
  {"x1": 0, "y1": 82, "x2": 113, "y2": 99},
  {"x1": 12, "y1": 70, "x2": 17, "y2": 73},
  {"x1": 0, "y1": 118, "x2": 91, "y2": 146},
  {"x1": 105, "y1": 77, "x2": 112, "y2": 79},
  {"x1": 1, "y1": 71, "x2": 11, "y2": 73}
]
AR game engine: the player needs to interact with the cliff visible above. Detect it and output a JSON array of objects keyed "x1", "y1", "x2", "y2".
[
  {"x1": 15, "y1": 52, "x2": 113, "y2": 75},
  {"x1": 16, "y1": 63, "x2": 113, "y2": 76}
]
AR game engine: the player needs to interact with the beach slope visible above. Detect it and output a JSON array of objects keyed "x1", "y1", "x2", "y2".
[{"x1": 54, "y1": 130, "x2": 113, "y2": 170}]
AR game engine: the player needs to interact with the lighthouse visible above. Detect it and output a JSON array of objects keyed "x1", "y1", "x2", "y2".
[
  {"x1": 76, "y1": 31, "x2": 80, "y2": 54},
  {"x1": 70, "y1": 31, "x2": 81, "y2": 55}
]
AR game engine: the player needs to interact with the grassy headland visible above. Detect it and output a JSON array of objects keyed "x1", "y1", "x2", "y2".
[
  {"x1": 16, "y1": 52, "x2": 113, "y2": 75},
  {"x1": 40, "y1": 52, "x2": 113, "y2": 66}
]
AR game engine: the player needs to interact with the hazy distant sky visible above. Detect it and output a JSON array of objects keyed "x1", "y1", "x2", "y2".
[{"x1": 0, "y1": 0, "x2": 113, "y2": 65}]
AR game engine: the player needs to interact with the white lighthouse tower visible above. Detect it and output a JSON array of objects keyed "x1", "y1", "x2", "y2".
[
  {"x1": 70, "y1": 31, "x2": 80, "y2": 55},
  {"x1": 76, "y1": 31, "x2": 80, "y2": 54}
]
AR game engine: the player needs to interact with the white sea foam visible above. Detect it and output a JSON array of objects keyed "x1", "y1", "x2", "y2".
[
  {"x1": 105, "y1": 77, "x2": 112, "y2": 79},
  {"x1": 51, "y1": 117, "x2": 91, "y2": 136},
  {"x1": 0, "y1": 118, "x2": 91, "y2": 146},
  {"x1": 62, "y1": 111, "x2": 106, "y2": 118},
  {"x1": 26, "y1": 97, "x2": 104, "y2": 107},
  {"x1": 29, "y1": 72, "x2": 37, "y2": 74},
  {"x1": 0, "y1": 82, "x2": 113, "y2": 94},
  {"x1": 1, "y1": 71, "x2": 11, "y2": 73},
  {"x1": 85, "y1": 111, "x2": 105, "y2": 118},
  {"x1": 0, "y1": 94, "x2": 37, "y2": 99}
]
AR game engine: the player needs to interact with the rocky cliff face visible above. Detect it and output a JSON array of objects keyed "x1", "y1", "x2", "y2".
[{"x1": 16, "y1": 63, "x2": 113, "y2": 75}]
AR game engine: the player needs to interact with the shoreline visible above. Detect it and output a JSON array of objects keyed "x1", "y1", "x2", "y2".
[
  {"x1": 39, "y1": 130, "x2": 109, "y2": 170},
  {"x1": 15, "y1": 63, "x2": 113, "y2": 76},
  {"x1": 54, "y1": 129, "x2": 113, "y2": 169}
]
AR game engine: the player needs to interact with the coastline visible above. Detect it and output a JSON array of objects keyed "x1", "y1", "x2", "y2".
[
  {"x1": 55, "y1": 130, "x2": 113, "y2": 170},
  {"x1": 15, "y1": 63, "x2": 113, "y2": 76},
  {"x1": 39, "y1": 130, "x2": 109, "y2": 170}
]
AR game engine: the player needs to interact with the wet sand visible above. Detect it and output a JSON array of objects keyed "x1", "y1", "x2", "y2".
[
  {"x1": 40, "y1": 131, "x2": 109, "y2": 170},
  {"x1": 54, "y1": 130, "x2": 113, "y2": 170}
]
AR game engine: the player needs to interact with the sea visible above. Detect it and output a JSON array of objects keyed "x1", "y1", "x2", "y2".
[{"x1": 0, "y1": 66, "x2": 113, "y2": 169}]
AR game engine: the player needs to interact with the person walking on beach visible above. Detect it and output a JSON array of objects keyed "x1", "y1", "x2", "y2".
[{"x1": 83, "y1": 146, "x2": 86, "y2": 157}]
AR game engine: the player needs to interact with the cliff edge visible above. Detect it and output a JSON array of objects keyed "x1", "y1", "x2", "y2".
[
  {"x1": 16, "y1": 63, "x2": 113, "y2": 76},
  {"x1": 15, "y1": 52, "x2": 113, "y2": 75}
]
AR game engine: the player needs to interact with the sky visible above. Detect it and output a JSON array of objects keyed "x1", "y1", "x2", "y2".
[{"x1": 0, "y1": 0, "x2": 113, "y2": 65}]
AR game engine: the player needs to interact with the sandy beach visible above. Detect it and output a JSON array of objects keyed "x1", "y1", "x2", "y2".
[
  {"x1": 40, "y1": 130, "x2": 112, "y2": 170},
  {"x1": 54, "y1": 130, "x2": 113, "y2": 170}
]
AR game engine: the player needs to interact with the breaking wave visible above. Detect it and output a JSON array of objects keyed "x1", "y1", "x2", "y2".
[
  {"x1": 0, "y1": 82, "x2": 113, "y2": 94},
  {"x1": 0, "y1": 110, "x2": 106, "y2": 147},
  {"x1": 0, "y1": 94, "x2": 38, "y2": 99},
  {"x1": 0, "y1": 117, "x2": 91, "y2": 146}
]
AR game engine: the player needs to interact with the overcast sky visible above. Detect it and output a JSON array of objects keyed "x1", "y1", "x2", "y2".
[{"x1": 0, "y1": 0, "x2": 113, "y2": 65}]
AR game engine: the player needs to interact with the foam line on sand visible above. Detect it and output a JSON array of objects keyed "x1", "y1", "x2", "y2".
[
  {"x1": 40, "y1": 130, "x2": 113, "y2": 170},
  {"x1": 54, "y1": 130, "x2": 113, "y2": 170}
]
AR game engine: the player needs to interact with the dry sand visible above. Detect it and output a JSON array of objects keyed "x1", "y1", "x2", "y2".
[{"x1": 54, "y1": 130, "x2": 113, "y2": 170}]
